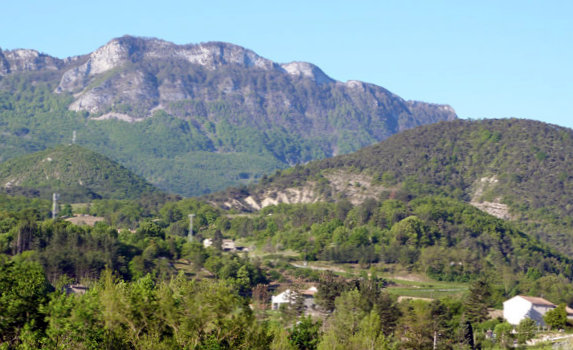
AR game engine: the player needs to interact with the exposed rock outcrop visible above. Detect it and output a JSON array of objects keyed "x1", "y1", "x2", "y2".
[
  {"x1": 50, "y1": 35, "x2": 456, "y2": 131},
  {"x1": 0, "y1": 48, "x2": 64, "y2": 75}
]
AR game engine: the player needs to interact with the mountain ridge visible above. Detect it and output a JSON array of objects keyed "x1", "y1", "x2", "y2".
[{"x1": 0, "y1": 35, "x2": 456, "y2": 196}]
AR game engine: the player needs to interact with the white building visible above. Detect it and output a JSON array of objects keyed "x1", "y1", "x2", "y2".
[
  {"x1": 503, "y1": 295, "x2": 557, "y2": 326},
  {"x1": 271, "y1": 286, "x2": 317, "y2": 311},
  {"x1": 203, "y1": 238, "x2": 248, "y2": 252},
  {"x1": 271, "y1": 289, "x2": 297, "y2": 310}
]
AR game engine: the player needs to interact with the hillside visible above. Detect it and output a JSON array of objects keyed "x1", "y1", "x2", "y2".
[
  {"x1": 206, "y1": 118, "x2": 573, "y2": 256},
  {"x1": 0, "y1": 144, "x2": 159, "y2": 201},
  {"x1": 3, "y1": 192, "x2": 573, "y2": 348},
  {"x1": 0, "y1": 36, "x2": 456, "y2": 196}
]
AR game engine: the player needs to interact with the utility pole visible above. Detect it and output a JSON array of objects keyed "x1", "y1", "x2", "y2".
[
  {"x1": 72, "y1": 130, "x2": 76, "y2": 144},
  {"x1": 52, "y1": 193, "x2": 60, "y2": 219},
  {"x1": 188, "y1": 214, "x2": 195, "y2": 242}
]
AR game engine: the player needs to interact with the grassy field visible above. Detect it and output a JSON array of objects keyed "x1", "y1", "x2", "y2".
[
  {"x1": 385, "y1": 278, "x2": 468, "y2": 299},
  {"x1": 280, "y1": 259, "x2": 469, "y2": 300}
]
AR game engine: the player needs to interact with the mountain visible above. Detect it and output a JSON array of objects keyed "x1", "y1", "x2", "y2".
[
  {"x1": 0, "y1": 35, "x2": 456, "y2": 196},
  {"x1": 205, "y1": 118, "x2": 573, "y2": 256},
  {"x1": 0, "y1": 144, "x2": 159, "y2": 202}
]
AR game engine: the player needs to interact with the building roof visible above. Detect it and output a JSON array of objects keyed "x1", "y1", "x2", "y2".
[
  {"x1": 517, "y1": 296, "x2": 556, "y2": 307},
  {"x1": 302, "y1": 286, "x2": 318, "y2": 296}
]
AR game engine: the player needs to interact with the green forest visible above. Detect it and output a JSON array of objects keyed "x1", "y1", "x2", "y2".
[
  {"x1": 214, "y1": 119, "x2": 573, "y2": 257},
  {"x1": 1, "y1": 188, "x2": 572, "y2": 349},
  {"x1": 0, "y1": 145, "x2": 158, "y2": 202}
]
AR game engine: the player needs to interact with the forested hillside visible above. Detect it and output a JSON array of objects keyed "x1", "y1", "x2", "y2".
[
  {"x1": 0, "y1": 36, "x2": 456, "y2": 196},
  {"x1": 208, "y1": 118, "x2": 573, "y2": 256},
  {"x1": 1, "y1": 188, "x2": 572, "y2": 348},
  {"x1": 0, "y1": 144, "x2": 159, "y2": 201}
]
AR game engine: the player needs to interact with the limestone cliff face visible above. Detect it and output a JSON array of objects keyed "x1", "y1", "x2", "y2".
[
  {"x1": 56, "y1": 36, "x2": 278, "y2": 93},
  {"x1": 1, "y1": 36, "x2": 457, "y2": 134},
  {"x1": 47, "y1": 35, "x2": 456, "y2": 143},
  {"x1": 281, "y1": 61, "x2": 334, "y2": 84},
  {"x1": 0, "y1": 48, "x2": 66, "y2": 75},
  {"x1": 54, "y1": 36, "x2": 290, "y2": 116}
]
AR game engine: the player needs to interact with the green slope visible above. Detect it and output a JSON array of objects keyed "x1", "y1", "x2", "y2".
[
  {"x1": 221, "y1": 196, "x2": 573, "y2": 290},
  {"x1": 0, "y1": 36, "x2": 455, "y2": 197},
  {"x1": 0, "y1": 144, "x2": 159, "y2": 201},
  {"x1": 211, "y1": 118, "x2": 573, "y2": 256}
]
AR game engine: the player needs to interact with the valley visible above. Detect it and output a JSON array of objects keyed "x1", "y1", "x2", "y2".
[{"x1": 1, "y1": 35, "x2": 572, "y2": 349}]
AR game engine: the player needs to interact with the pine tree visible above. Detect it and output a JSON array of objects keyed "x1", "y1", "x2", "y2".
[{"x1": 464, "y1": 277, "x2": 491, "y2": 324}]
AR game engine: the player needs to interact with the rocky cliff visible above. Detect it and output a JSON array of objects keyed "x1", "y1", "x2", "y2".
[
  {"x1": 0, "y1": 35, "x2": 457, "y2": 196},
  {"x1": 51, "y1": 36, "x2": 456, "y2": 137}
]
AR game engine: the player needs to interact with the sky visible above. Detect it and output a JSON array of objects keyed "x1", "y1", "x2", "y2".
[{"x1": 2, "y1": 0, "x2": 572, "y2": 129}]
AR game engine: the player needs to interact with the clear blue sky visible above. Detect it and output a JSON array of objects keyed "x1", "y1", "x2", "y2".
[{"x1": 2, "y1": 1, "x2": 572, "y2": 129}]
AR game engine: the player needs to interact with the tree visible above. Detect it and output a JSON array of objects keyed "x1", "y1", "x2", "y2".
[
  {"x1": 136, "y1": 220, "x2": 165, "y2": 239},
  {"x1": 60, "y1": 204, "x2": 73, "y2": 217},
  {"x1": 290, "y1": 316, "x2": 321, "y2": 350},
  {"x1": 494, "y1": 322, "x2": 513, "y2": 348},
  {"x1": 270, "y1": 324, "x2": 297, "y2": 350},
  {"x1": 318, "y1": 289, "x2": 366, "y2": 349},
  {"x1": 315, "y1": 271, "x2": 352, "y2": 312},
  {"x1": 0, "y1": 254, "x2": 52, "y2": 345},
  {"x1": 544, "y1": 304, "x2": 567, "y2": 330},
  {"x1": 14, "y1": 217, "x2": 36, "y2": 254},
  {"x1": 252, "y1": 284, "x2": 269, "y2": 312},
  {"x1": 516, "y1": 318, "x2": 536, "y2": 345},
  {"x1": 347, "y1": 311, "x2": 393, "y2": 350},
  {"x1": 428, "y1": 300, "x2": 455, "y2": 350},
  {"x1": 356, "y1": 273, "x2": 400, "y2": 336},
  {"x1": 464, "y1": 277, "x2": 491, "y2": 324},
  {"x1": 460, "y1": 320, "x2": 475, "y2": 350},
  {"x1": 212, "y1": 229, "x2": 223, "y2": 251},
  {"x1": 397, "y1": 301, "x2": 434, "y2": 350}
]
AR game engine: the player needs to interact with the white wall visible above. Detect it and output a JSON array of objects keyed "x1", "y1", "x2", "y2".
[
  {"x1": 504, "y1": 296, "x2": 532, "y2": 325},
  {"x1": 503, "y1": 296, "x2": 554, "y2": 326}
]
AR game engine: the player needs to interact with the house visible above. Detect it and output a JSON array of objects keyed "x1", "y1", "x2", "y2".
[
  {"x1": 203, "y1": 238, "x2": 248, "y2": 252},
  {"x1": 271, "y1": 286, "x2": 318, "y2": 311},
  {"x1": 271, "y1": 289, "x2": 297, "y2": 310},
  {"x1": 63, "y1": 284, "x2": 88, "y2": 295},
  {"x1": 302, "y1": 286, "x2": 318, "y2": 309},
  {"x1": 503, "y1": 295, "x2": 573, "y2": 326}
]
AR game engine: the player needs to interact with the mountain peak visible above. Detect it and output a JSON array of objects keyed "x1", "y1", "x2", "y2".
[
  {"x1": 280, "y1": 61, "x2": 334, "y2": 84},
  {"x1": 55, "y1": 36, "x2": 279, "y2": 96},
  {"x1": 0, "y1": 47, "x2": 63, "y2": 75}
]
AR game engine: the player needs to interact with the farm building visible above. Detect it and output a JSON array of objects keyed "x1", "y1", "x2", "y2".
[{"x1": 503, "y1": 295, "x2": 573, "y2": 326}]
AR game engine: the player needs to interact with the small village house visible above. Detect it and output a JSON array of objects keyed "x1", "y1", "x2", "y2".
[
  {"x1": 503, "y1": 295, "x2": 573, "y2": 326},
  {"x1": 271, "y1": 286, "x2": 317, "y2": 311}
]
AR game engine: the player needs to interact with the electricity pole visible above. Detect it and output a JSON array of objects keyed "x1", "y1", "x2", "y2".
[{"x1": 52, "y1": 193, "x2": 60, "y2": 219}]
